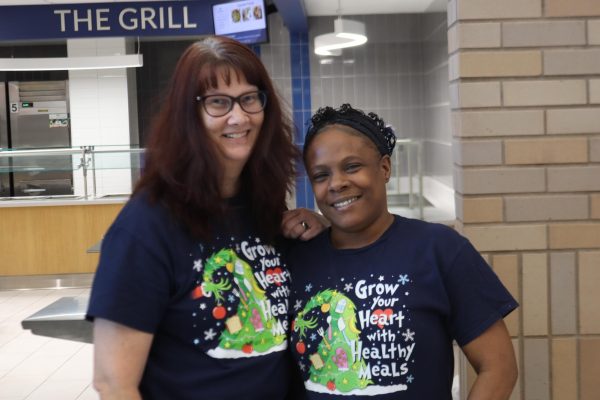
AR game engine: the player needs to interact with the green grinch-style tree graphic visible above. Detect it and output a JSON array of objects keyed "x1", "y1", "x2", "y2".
[
  {"x1": 200, "y1": 248, "x2": 285, "y2": 354},
  {"x1": 294, "y1": 289, "x2": 372, "y2": 392}
]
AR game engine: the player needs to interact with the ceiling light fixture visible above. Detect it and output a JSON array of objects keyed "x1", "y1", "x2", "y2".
[
  {"x1": 314, "y1": 0, "x2": 367, "y2": 56},
  {"x1": 0, "y1": 54, "x2": 143, "y2": 71}
]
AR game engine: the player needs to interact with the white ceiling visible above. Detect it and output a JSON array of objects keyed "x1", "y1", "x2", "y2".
[
  {"x1": 0, "y1": 0, "x2": 448, "y2": 15},
  {"x1": 303, "y1": 0, "x2": 447, "y2": 16}
]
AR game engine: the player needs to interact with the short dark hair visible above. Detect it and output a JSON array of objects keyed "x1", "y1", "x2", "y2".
[
  {"x1": 135, "y1": 36, "x2": 299, "y2": 241},
  {"x1": 304, "y1": 104, "x2": 396, "y2": 161}
]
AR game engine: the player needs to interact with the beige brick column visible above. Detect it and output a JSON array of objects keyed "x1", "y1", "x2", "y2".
[{"x1": 449, "y1": 0, "x2": 600, "y2": 399}]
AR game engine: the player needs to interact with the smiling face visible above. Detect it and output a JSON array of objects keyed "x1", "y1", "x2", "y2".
[
  {"x1": 305, "y1": 125, "x2": 394, "y2": 248},
  {"x1": 199, "y1": 68, "x2": 264, "y2": 177}
]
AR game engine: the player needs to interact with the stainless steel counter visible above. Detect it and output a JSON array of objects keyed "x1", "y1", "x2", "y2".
[{"x1": 21, "y1": 295, "x2": 92, "y2": 343}]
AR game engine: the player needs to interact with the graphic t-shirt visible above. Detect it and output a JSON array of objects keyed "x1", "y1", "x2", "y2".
[
  {"x1": 87, "y1": 193, "x2": 292, "y2": 400},
  {"x1": 288, "y1": 215, "x2": 517, "y2": 399}
]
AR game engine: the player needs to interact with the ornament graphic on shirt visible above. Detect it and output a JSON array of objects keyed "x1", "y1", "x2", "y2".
[
  {"x1": 191, "y1": 247, "x2": 287, "y2": 358},
  {"x1": 293, "y1": 289, "x2": 372, "y2": 393}
]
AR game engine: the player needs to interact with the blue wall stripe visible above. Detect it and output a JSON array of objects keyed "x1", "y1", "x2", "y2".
[{"x1": 289, "y1": 31, "x2": 314, "y2": 209}]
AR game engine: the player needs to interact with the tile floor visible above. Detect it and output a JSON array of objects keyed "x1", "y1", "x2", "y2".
[
  {"x1": 0, "y1": 288, "x2": 97, "y2": 400},
  {"x1": 0, "y1": 288, "x2": 461, "y2": 400}
]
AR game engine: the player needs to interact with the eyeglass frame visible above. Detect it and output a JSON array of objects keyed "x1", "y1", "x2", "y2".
[{"x1": 195, "y1": 90, "x2": 268, "y2": 117}]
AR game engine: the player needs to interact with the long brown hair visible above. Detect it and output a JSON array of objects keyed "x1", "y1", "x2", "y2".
[{"x1": 134, "y1": 36, "x2": 299, "y2": 241}]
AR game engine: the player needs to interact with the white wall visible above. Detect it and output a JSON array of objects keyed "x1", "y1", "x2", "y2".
[{"x1": 67, "y1": 37, "x2": 138, "y2": 197}]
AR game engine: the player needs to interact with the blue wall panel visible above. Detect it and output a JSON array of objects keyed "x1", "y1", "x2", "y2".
[{"x1": 289, "y1": 31, "x2": 314, "y2": 209}]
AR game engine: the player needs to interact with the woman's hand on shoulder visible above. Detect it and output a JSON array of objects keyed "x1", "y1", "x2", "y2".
[{"x1": 282, "y1": 208, "x2": 330, "y2": 240}]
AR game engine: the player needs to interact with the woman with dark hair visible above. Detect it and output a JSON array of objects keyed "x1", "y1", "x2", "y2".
[
  {"x1": 87, "y1": 36, "x2": 321, "y2": 399},
  {"x1": 288, "y1": 104, "x2": 518, "y2": 399}
]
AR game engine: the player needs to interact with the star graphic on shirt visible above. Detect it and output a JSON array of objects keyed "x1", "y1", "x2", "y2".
[
  {"x1": 193, "y1": 259, "x2": 203, "y2": 272},
  {"x1": 309, "y1": 333, "x2": 317, "y2": 341},
  {"x1": 294, "y1": 299, "x2": 303, "y2": 311},
  {"x1": 204, "y1": 328, "x2": 217, "y2": 341},
  {"x1": 402, "y1": 329, "x2": 415, "y2": 342},
  {"x1": 228, "y1": 294, "x2": 236, "y2": 303},
  {"x1": 378, "y1": 275, "x2": 385, "y2": 282},
  {"x1": 255, "y1": 237, "x2": 261, "y2": 243},
  {"x1": 305, "y1": 283, "x2": 313, "y2": 292},
  {"x1": 298, "y1": 362, "x2": 306, "y2": 371},
  {"x1": 398, "y1": 274, "x2": 409, "y2": 285},
  {"x1": 199, "y1": 303, "x2": 206, "y2": 310},
  {"x1": 406, "y1": 375, "x2": 414, "y2": 383},
  {"x1": 193, "y1": 338, "x2": 200, "y2": 345},
  {"x1": 344, "y1": 283, "x2": 353, "y2": 292}
]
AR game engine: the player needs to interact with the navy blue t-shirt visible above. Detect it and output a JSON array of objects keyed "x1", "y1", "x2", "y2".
[
  {"x1": 87, "y1": 193, "x2": 293, "y2": 400},
  {"x1": 287, "y1": 215, "x2": 517, "y2": 399}
]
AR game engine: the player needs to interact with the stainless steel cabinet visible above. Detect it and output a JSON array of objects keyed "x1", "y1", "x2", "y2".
[
  {"x1": 0, "y1": 82, "x2": 9, "y2": 197},
  {"x1": 4, "y1": 80, "x2": 72, "y2": 196}
]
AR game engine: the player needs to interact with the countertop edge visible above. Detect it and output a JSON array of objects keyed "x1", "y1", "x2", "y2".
[{"x1": 0, "y1": 197, "x2": 129, "y2": 208}]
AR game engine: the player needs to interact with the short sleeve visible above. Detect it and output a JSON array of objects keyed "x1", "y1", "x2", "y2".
[
  {"x1": 443, "y1": 241, "x2": 518, "y2": 347},
  {"x1": 86, "y1": 225, "x2": 172, "y2": 333}
]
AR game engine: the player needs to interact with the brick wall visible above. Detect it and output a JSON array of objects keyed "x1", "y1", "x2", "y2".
[{"x1": 449, "y1": 0, "x2": 600, "y2": 399}]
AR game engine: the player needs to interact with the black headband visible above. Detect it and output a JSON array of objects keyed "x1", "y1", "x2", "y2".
[{"x1": 304, "y1": 104, "x2": 397, "y2": 157}]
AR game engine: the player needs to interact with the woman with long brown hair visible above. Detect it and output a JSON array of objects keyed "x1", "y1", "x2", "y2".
[{"x1": 87, "y1": 36, "x2": 321, "y2": 399}]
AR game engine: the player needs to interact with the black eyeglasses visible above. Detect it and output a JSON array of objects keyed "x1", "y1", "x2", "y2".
[{"x1": 196, "y1": 90, "x2": 267, "y2": 117}]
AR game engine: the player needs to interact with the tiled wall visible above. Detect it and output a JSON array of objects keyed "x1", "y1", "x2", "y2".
[
  {"x1": 306, "y1": 14, "x2": 454, "y2": 205},
  {"x1": 450, "y1": 0, "x2": 600, "y2": 398},
  {"x1": 259, "y1": 13, "x2": 456, "y2": 210},
  {"x1": 308, "y1": 14, "x2": 424, "y2": 141},
  {"x1": 260, "y1": 14, "x2": 313, "y2": 208},
  {"x1": 260, "y1": 14, "x2": 292, "y2": 107},
  {"x1": 136, "y1": 39, "x2": 196, "y2": 145},
  {"x1": 67, "y1": 38, "x2": 137, "y2": 196},
  {"x1": 420, "y1": 13, "x2": 453, "y2": 188}
]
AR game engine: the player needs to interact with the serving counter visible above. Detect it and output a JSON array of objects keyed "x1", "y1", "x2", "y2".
[
  {"x1": 0, "y1": 198, "x2": 124, "y2": 275},
  {"x1": 0, "y1": 146, "x2": 140, "y2": 275}
]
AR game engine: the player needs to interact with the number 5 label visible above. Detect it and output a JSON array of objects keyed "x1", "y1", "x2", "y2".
[{"x1": 10, "y1": 103, "x2": 18, "y2": 113}]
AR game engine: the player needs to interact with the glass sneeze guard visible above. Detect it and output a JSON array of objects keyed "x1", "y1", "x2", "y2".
[
  {"x1": 385, "y1": 139, "x2": 424, "y2": 220},
  {"x1": 0, "y1": 145, "x2": 144, "y2": 200}
]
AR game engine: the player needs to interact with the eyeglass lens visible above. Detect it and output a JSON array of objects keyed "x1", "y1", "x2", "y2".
[{"x1": 200, "y1": 91, "x2": 267, "y2": 117}]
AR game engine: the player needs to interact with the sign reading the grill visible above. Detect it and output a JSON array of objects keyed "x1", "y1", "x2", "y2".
[{"x1": 0, "y1": 1, "x2": 212, "y2": 41}]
